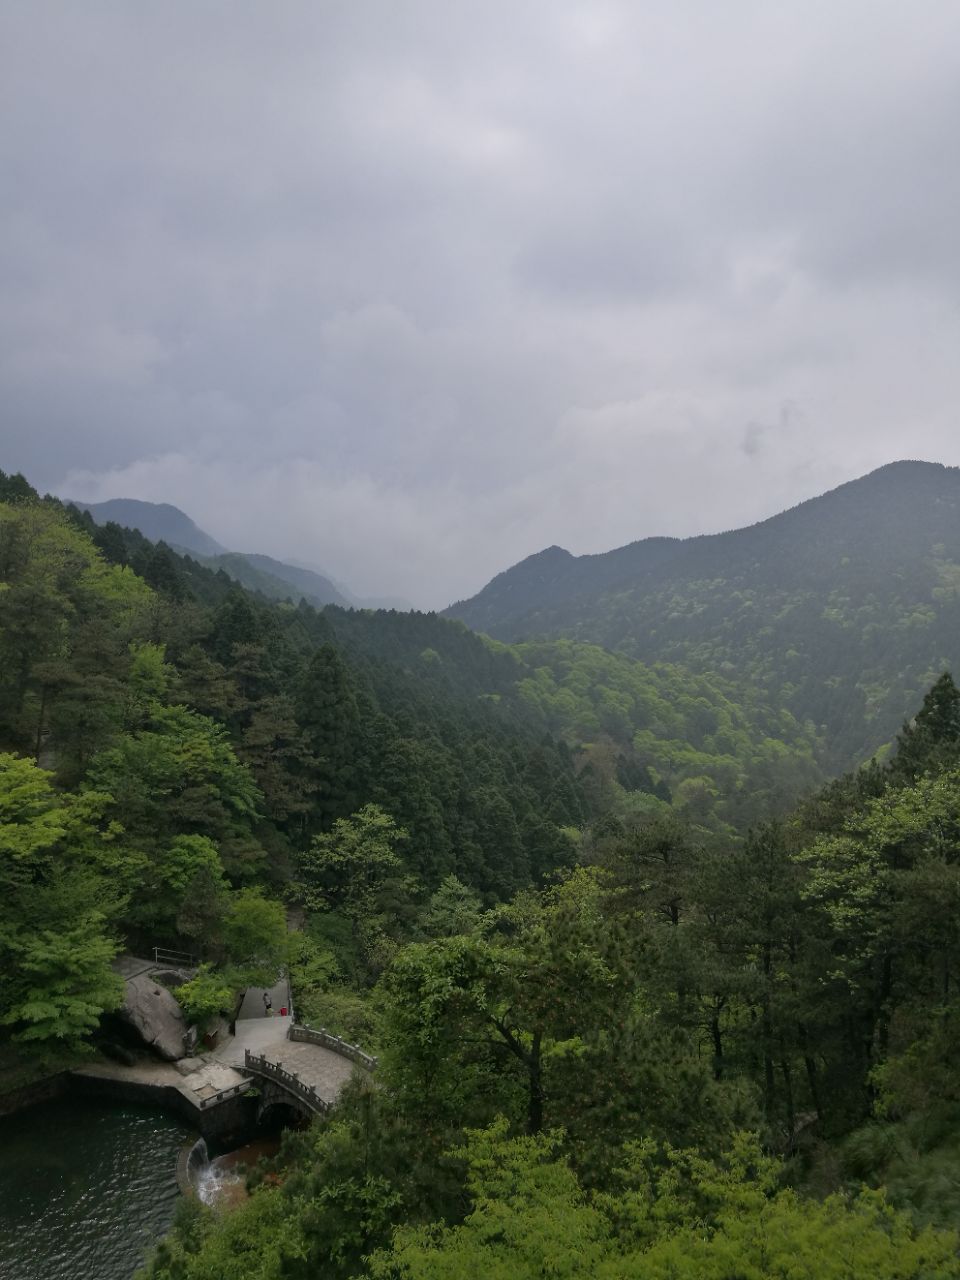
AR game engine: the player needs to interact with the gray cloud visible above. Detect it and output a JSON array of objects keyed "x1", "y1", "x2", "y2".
[{"x1": 3, "y1": 2, "x2": 960, "y2": 606}]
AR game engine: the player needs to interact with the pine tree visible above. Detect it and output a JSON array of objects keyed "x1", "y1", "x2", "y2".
[
  {"x1": 296, "y1": 645, "x2": 367, "y2": 828},
  {"x1": 892, "y1": 672, "x2": 960, "y2": 780}
]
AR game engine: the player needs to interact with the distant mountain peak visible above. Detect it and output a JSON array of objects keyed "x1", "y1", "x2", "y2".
[
  {"x1": 64, "y1": 493, "x2": 384, "y2": 611},
  {"x1": 443, "y1": 458, "x2": 960, "y2": 767},
  {"x1": 65, "y1": 497, "x2": 228, "y2": 557}
]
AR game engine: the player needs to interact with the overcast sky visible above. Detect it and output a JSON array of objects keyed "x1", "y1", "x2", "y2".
[{"x1": 3, "y1": 2, "x2": 960, "y2": 607}]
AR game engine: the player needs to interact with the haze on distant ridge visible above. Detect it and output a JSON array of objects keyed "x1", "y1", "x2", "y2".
[{"x1": 3, "y1": 2, "x2": 960, "y2": 607}]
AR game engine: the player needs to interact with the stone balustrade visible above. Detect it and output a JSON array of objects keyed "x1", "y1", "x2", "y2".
[
  {"x1": 244, "y1": 1050, "x2": 331, "y2": 1115},
  {"x1": 289, "y1": 1024, "x2": 379, "y2": 1072},
  {"x1": 197, "y1": 1077, "x2": 254, "y2": 1110}
]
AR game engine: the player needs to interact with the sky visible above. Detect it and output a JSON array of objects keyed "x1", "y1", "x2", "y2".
[{"x1": 3, "y1": 2, "x2": 960, "y2": 608}]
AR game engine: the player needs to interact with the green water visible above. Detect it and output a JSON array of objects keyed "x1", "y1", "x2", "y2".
[{"x1": 0, "y1": 1097, "x2": 195, "y2": 1280}]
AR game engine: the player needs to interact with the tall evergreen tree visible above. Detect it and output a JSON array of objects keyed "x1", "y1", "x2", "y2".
[
  {"x1": 891, "y1": 671, "x2": 960, "y2": 780},
  {"x1": 297, "y1": 644, "x2": 368, "y2": 828}
]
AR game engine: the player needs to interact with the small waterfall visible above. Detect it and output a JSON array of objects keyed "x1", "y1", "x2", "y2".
[
  {"x1": 180, "y1": 1135, "x2": 279, "y2": 1209},
  {"x1": 184, "y1": 1137, "x2": 246, "y2": 1207},
  {"x1": 186, "y1": 1137, "x2": 208, "y2": 1181}
]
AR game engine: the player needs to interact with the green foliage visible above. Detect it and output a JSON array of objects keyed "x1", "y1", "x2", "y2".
[
  {"x1": 86, "y1": 702, "x2": 264, "y2": 881},
  {"x1": 368, "y1": 1122, "x2": 960, "y2": 1279},
  {"x1": 838, "y1": 1109, "x2": 960, "y2": 1231},
  {"x1": 299, "y1": 805, "x2": 415, "y2": 980},
  {"x1": 221, "y1": 889, "x2": 288, "y2": 986},
  {"x1": 13, "y1": 475, "x2": 960, "y2": 1275},
  {"x1": 447, "y1": 460, "x2": 960, "y2": 773},
  {"x1": 136, "y1": 1184, "x2": 300, "y2": 1279},
  {"x1": 512, "y1": 639, "x2": 820, "y2": 832},
  {"x1": 0, "y1": 753, "x2": 123, "y2": 1047},
  {"x1": 367, "y1": 1119, "x2": 608, "y2": 1279},
  {"x1": 892, "y1": 671, "x2": 960, "y2": 781},
  {"x1": 173, "y1": 964, "x2": 234, "y2": 1031},
  {"x1": 419, "y1": 875, "x2": 483, "y2": 938},
  {"x1": 297, "y1": 644, "x2": 366, "y2": 827}
]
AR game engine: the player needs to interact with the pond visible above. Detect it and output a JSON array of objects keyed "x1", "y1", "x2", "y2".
[{"x1": 0, "y1": 1097, "x2": 194, "y2": 1280}]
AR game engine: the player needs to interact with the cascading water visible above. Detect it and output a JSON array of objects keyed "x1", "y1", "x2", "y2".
[
  {"x1": 187, "y1": 1137, "x2": 236, "y2": 1205},
  {"x1": 185, "y1": 1136, "x2": 252, "y2": 1208},
  {"x1": 186, "y1": 1137, "x2": 209, "y2": 1181}
]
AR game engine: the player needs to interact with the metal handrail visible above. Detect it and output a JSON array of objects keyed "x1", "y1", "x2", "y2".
[{"x1": 152, "y1": 946, "x2": 198, "y2": 967}]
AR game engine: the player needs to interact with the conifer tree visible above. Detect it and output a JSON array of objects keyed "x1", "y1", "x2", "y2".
[
  {"x1": 297, "y1": 644, "x2": 367, "y2": 828},
  {"x1": 892, "y1": 671, "x2": 960, "y2": 780}
]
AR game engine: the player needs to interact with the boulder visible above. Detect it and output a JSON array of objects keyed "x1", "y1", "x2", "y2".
[
  {"x1": 117, "y1": 973, "x2": 188, "y2": 1060},
  {"x1": 174, "y1": 1056, "x2": 205, "y2": 1076}
]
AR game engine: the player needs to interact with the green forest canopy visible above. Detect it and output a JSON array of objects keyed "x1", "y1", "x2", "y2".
[{"x1": 4, "y1": 469, "x2": 960, "y2": 1276}]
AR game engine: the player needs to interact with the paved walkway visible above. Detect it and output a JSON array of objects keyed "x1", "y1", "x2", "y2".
[
  {"x1": 88, "y1": 961, "x2": 362, "y2": 1115},
  {"x1": 252, "y1": 1037, "x2": 358, "y2": 1106},
  {"x1": 74, "y1": 1056, "x2": 250, "y2": 1110},
  {"x1": 237, "y1": 976, "x2": 291, "y2": 1020},
  {"x1": 212, "y1": 1016, "x2": 358, "y2": 1109},
  {"x1": 213, "y1": 1014, "x2": 293, "y2": 1066}
]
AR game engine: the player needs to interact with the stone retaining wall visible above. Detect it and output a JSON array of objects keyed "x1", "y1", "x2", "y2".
[
  {"x1": 0, "y1": 1071, "x2": 71, "y2": 1118},
  {"x1": 68, "y1": 1072, "x2": 255, "y2": 1142}
]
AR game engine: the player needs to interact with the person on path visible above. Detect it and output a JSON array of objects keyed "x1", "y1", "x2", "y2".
[{"x1": 262, "y1": 990, "x2": 272, "y2": 1016}]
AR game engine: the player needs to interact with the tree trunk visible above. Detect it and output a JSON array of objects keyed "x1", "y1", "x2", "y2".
[
  {"x1": 762, "y1": 942, "x2": 775, "y2": 1121},
  {"x1": 710, "y1": 999, "x2": 724, "y2": 1081},
  {"x1": 34, "y1": 683, "x2": 48, "y2": 762},
  {"x1": 779, "y1": 1038, "x2": 796, "y2": 1138},
  {"x1": 527, "y1": 1030, "x2": 544, "y2": 1135},
  {"x1": 876, "y1": 952, "x2": 893, "y2": 1060},
  {"x1": 797, "y1": 1021, "x2": 823, "y2": 1122}
]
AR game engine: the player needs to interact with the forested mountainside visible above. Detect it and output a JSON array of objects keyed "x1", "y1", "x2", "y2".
[
  {"x1": 191, "y1": 550, "x2": 350, "y2": 609},
  {"x1": 9, "y1": 471, "x2": 822, "y2": 850},
  {"x1": 446, "y1": 460, "x2": 960, "y2": 770},
  {"x1": 69, "y1": 496, "x2": 352, "y2": 608},
  {"x1": 6, "y1": 466, "x2": 960, "y2": 1275},
  {"x1": 139, "y1": 673, "x2": 960, "y2": 1277},
  {"x1": 65, "y1": 497, "x2": 228, "y2": 557}
]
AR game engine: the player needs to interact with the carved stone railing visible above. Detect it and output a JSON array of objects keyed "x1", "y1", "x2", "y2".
[
  {"x1": 197, "y1": 1078, "x2": 254, "y2": 1110},
  {"x1": 289, "y1": 1024, "x2": 378, "y2": 1072},
  {"x1": 244, "y1": 1050, "x2": 330, "y2": 1115}
]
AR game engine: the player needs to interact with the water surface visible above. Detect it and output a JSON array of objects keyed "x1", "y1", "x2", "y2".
[{"x1": 0, "y1": 1097, "x2": 194, "y2": 1280}]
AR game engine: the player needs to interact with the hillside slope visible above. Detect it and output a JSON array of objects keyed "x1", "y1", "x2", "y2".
[
  {"x1": 66, "y1": 496, "x2": 228, "y2": 556},
  {"x1": 197, "y1": 551, "x2": 350, "y2": 608},
  {"x1": 67, "y1": 498, "x2": 353, "y2": 607},
  {"x1": 446, "y1": 461, "x2": 960, "y2": 766}
]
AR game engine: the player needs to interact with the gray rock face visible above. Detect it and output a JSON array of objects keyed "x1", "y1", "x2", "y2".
[
  {"x1": 174, "y1": 1056, "x2": 205, "y2": 1076},
  {"x1": 117, "y1": 973, "x2": 188, "y2": 1060}
]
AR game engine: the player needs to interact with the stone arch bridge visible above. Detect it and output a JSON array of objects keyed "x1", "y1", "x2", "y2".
[
  {"x1": 75, "y1": 962, "x2": 376, "y2": 1140},
  {"x1": 241, "y1": 1027, "x2": 378, "y2": 1123}
]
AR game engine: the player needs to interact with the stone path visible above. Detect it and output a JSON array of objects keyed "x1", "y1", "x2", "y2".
[
  {"x1": 254, "y1": 1037, "x2": 358, "y2": 1106},
  {"x1": 213, "y1": 1015, "x2": 294, "y2": 1066},
  {"x1": 213, "y1": 1015, "x2": 359, "y2": 1109},
  {"x1": 237, "y1": 976, "x2": 291, "y2": 1020},
  {"x1": 81, "y1": 961, "x2": 363, "y2": 1116},
  {"x1": 73, "y1": 1056, "x2": 250, "y2": 1111}
]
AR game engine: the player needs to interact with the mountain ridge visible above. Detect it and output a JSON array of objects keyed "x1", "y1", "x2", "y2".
[
  {"x1": 444, "y1": 460, "x2": 960, "y2": 766},
  {"x1": 65, "y1": 496, "x2": 371, "y2": 610},
  {"x1": 446, "y1": 460, "x2": 956, "y2": 622},
  {"x1": 65, "y1": 497, "x2": 229, "y2": 558}
]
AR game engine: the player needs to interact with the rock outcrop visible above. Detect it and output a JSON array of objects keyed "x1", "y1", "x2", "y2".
[{"x1": 117, "y1": 973, "x2": 188, "y2": 1060}]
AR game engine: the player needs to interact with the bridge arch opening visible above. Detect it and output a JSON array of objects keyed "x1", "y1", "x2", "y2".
[{"x1": 256, "y1": 1100, "x2": 311, "y2": 1133}]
